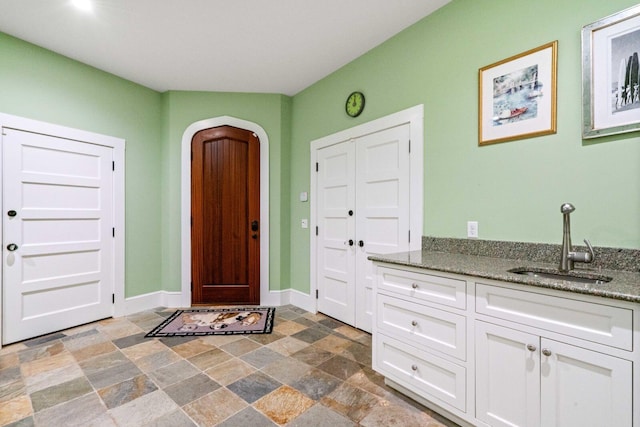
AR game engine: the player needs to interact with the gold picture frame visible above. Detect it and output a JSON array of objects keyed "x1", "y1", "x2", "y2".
[
  {"x1": 582, "y1": 5, "x2": 640, "y2": 139},
  {"x1": 479, "y1": 41, "x2": 558, "y2": 146}
]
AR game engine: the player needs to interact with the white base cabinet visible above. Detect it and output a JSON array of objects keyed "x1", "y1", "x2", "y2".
[
  {"x1": 372, "y1": 264, "x2": 639, "y2": 427},
  {"x1": 476, "y1": 321, "x2": 632, "y2": 427}
]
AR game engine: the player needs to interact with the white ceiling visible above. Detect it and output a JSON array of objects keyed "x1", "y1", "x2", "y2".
[{"x1": 0, "y1": 0, "x2": 450, "y2": 95}]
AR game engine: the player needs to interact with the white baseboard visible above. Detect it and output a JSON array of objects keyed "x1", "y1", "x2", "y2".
[
  {"x1": 120, "y1": 289, "x2": 314, "y2": 317},
  {"x1": 122, "y1": 291, "x2": 183, "y2": 316},
  {"x1": 289, "y1": 289, "x2": 316, "y2": 313}
]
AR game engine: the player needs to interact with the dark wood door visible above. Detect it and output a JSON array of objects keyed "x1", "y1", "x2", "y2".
[{"x1": 191, "y1": 126, "x2": 260, "y2": 305}]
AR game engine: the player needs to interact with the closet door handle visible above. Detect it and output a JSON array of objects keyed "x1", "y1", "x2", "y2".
[
  {"x1": 348, "y1": 239, "x2": 354, "y2": 246},
  {"x1": 358, "y1": 240, "x2": 364, "y2": 247}
]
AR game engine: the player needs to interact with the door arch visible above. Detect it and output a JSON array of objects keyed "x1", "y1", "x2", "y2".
[{"x1": 181, "y1": 116, "x2": 269, "y2": 307}]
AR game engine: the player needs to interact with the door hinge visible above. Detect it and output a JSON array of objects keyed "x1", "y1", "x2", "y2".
[
  {"x1": 315, "y1": 226, "x2": 318, "y2": 236},
  {"x1": 191, "y1": 281, "x2": 193, "y2": 292},
  {"x1": 112, "y1": 161, "x2": 115, "y2": 171},
  {"x1": 408, "y1": 230, "x2": 410, "y2": 242},
  {"x1": 315, "y1": 289, "x2": 318, "y2": 299},
  {"x1": 112, "y1": 294, "x2": 115, "y2": 304},
  {"x1": 316, "y1": 162, "x2": 319, "y2": 172},
  {"x1": 112, "y1": 228, "x2": 115, "y2": 238},
  {"x1": 409, "y1": 139, "x2": 411, "y2": 153}
]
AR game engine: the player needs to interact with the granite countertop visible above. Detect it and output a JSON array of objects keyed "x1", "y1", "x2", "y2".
[{"x1": 369, "y1": 249, "x2": 640, "y2": 303}]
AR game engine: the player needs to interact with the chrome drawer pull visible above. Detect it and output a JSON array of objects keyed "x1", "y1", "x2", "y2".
[
  {"x1": 541, "y1": 348, "x2": 552, "y2": 357},
  {"x1": 411, "y1": 364, "x2": 418, "y2": 371},
  {"x1": 411, "y1": 283, "x2": 418, "y2": 289},
  {"x1": 526, "y1": 344, "x2": 536, "y2": 352},
  {"x1": 411, "y1": 320, "x2": 418, "y2": 327}
]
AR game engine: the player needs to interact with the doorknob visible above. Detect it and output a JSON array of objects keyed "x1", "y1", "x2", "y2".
[
  {"x1": 251, "y1": 220, "x2": 259, "y2": 232},
  {"x1": 358, "y1": 240, "x2": 364, "y2": 247},
  {"x1": 348, "y1": 210, "x2": 354, "y2": 216},
  {"x1": 6, "y1": 243, "x2": 18, "y2": 252},
  {"x1": 348, "y1": 239, "x2": 354, "y2": 246},
  {"x1": 7, "y1": 210, "x2": 16, "y2": 217}
]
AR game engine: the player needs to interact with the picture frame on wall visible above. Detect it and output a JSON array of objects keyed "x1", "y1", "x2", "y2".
[
  {"x1": 478, "y1": 41, "x2": 558, "y2": 146},
  {"x1": 582, "y1": 4, "x2": 640, "y2": 139}
]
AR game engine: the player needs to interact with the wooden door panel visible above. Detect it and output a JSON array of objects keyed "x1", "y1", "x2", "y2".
[{"x1": 192, "y1": 126, "x2": 259, "y2": 305}]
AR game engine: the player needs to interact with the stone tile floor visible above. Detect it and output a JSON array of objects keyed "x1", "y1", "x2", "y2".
[{"x1": 0, "y1": 305, "x2": 459, "y2": 426}]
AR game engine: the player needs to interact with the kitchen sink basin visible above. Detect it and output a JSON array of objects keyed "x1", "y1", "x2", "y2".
[{"x1": 508, "y1": 267, "x2": 612, "y2": 285}]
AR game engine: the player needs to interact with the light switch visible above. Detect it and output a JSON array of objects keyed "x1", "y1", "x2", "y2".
[
  {"x1": 299, "y1": 192, "x2": 308, "y2": 202},
  {"x1": 301, "y1": 219, "x2": 308, "y2": 229}
]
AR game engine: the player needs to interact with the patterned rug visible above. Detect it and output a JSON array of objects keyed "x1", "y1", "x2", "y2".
[{"x1": 145, "y1": 307, "x2": 275, "y2": 337}]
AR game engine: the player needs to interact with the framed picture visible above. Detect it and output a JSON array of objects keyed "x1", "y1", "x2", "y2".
[
  {"x1": 582, "y1": 5, "x2": 640, "y2": 139},
  {"x1": 479, "y1": 41, "x2": 557, "y2": 146}
]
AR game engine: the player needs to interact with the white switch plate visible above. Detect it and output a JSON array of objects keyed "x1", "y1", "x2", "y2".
[
  {"x1": 467, "y1": 221, "x2": 478, "y2": 238},
  {"x1": 299, "y1": 192, "x2": 308, "y2": 202},
  {"x1": 301, "y1": 219, "x2": 308, "y2": 229}
]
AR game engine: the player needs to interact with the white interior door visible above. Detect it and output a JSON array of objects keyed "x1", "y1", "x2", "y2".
[
  {"x1": 316, "y1": 141, "x2": 356, "y2": 326},
  {"x1": 3, "y1": 128, "x2": 114, "y2": 344},
  {"x1": 354, "y1": 124, "x2": 410, "y2": 332}
]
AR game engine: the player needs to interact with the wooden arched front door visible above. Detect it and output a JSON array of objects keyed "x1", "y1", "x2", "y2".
[{"x1": 191, "y1": 126, "x2": 260, "y2": 305}]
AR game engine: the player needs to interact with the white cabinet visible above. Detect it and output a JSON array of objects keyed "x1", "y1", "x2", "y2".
[
  {"x1": 315, "y1": 124, "x2": 412, "y2": 332},
  {"x1": 476, "y1": 321, "x2": 632, "y2": 427},
  {"x1": 373, "y1": 266, "x2": 468, "y2": 415},
  {"x1": 372, "y1": 263, "x2": 639, "y2": 427}
]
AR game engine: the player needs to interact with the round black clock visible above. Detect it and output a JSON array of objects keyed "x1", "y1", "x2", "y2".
[{"x1": 345, "y1": 91, "x2": 365, "y2": 117}]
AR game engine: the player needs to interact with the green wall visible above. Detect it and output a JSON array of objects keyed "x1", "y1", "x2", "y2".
[
  {"x1": 160, "y1": 91, "x2": 291, "y2": 292},
  {"x1": 289, "y1": 0, "x2": 640, "y2": 293},
  {"x1": 0, "y1": 33, "x2": 163, "y2": 298},
  {"x1": 1, "y1": 0, "x2": 638, "y2": 301}
]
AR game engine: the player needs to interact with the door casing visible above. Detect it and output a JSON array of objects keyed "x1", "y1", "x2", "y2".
[
  {"x1": 181, "y1": 116, "x2": 272, "y2": 307},
  {"x1": 310, "y1": 105, "x2": 424, "y2": 315}
]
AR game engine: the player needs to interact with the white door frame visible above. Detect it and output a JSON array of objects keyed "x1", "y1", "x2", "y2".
[
  {"x1": 180, "y1": 116, "x2": 277, "y2": 307},
  {"x1": 0, "y1": 113, "x2": 126, "y2": 346},
  {"x1": 310, "y1": 105, "x2": 424, "y2": 314}
]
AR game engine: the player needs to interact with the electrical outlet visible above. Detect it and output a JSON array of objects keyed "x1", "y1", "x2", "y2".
[
  {"x1": 301, "y1": 219, "x2": 308, "y2": 229},
  {"x1": 467, "y1": 221, "x2": 478, "y2": 238}
]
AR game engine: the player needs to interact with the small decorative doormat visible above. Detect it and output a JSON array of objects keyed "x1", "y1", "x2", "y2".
[{"x1": 145, "y1": 307, "x2": 275, "y2": 337}]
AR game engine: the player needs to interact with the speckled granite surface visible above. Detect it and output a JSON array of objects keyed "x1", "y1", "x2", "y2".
[{"x1": 368, "y1": 237, "x2": 640, "y2": 303}]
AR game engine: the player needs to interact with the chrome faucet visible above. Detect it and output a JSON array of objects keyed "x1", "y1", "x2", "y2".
[{"x1": 559, "y1": 203, "x2": 595, "y2": 272}]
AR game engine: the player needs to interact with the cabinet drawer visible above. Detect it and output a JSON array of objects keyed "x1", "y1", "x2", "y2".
[
  {"x1": 377, "y1": 293, "x2": 466, "y2": 360},
  {"x1": 378, "y1": 267, "x2": 466, "y2": 309},
  {"x1": 375, "y1": 333, "x2": 466, "y2": 412},
  {"x1": 476, "y1": 283, "x2": 633, "y2": 351}
]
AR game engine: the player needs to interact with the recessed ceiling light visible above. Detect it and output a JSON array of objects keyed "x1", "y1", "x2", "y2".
[{"x1": 71, "y1": 0, "x2": 93, "y2": 12}]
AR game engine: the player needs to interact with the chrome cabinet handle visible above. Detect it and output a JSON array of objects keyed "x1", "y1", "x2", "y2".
[
  {"x1": 526, "y1": 344, "x2": 536, "y2": 352},
  {"x1": 411, "y1": 364, "x2": 418, "y2": 371},
  {"x1": 541, "y1": 348, "x2": 552, "y2": 357},
  {"x1": 411, "y1": 283, "x2": 418, "y2": 289}
]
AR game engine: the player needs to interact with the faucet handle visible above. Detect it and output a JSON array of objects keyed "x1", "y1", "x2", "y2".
[{"x1": 583, "y1": 239, "x2": 595, "y2": 262}]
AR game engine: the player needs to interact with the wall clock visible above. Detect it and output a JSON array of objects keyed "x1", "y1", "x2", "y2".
[{"x1": 345, "y1": 91, "x2": 365, "y2": 117}]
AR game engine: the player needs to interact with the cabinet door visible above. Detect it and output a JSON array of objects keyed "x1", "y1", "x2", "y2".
[
  {"x1": 540, "y1": 338, "x2": 632, "y2": 427},
  {"x1": 476, "y1": 321, "x2": 540, "y2": 427}
]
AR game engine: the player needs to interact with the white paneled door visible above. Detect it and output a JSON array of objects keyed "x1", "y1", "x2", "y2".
[
  {"x1": 316, "y1": 124, "x2": 411, "y2": 332},
  {"x1": 316, "y1": 140, "x2": 356, "y2": 326},
  {"x1": 2, "y1": 129, "x2": 114, "y2": 344}
]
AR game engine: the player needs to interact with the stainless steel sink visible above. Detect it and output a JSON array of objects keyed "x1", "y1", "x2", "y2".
[{"x1": 508, "y1": 267, "x2": 612, "y2": 285}]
